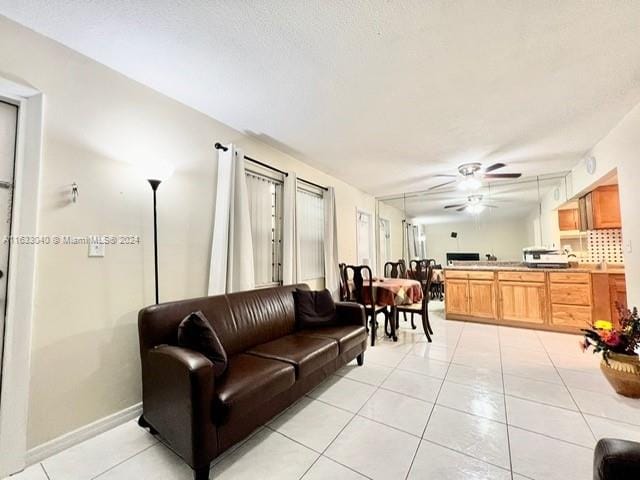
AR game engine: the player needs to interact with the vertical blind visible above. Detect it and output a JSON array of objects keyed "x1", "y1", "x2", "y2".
[
  {"x1": 297, "y1": 187, "x2": 324, "y2": 280},
  {"x1": 246, "y1": 172, "x2": 282, "y2": 286}
]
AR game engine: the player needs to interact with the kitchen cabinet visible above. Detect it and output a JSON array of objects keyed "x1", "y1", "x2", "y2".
[
  {"x1": 445, "y1": 279, "x2": 470, "y2": 315},
  {"x1": 592, "y1": 272, "x2": 627, "y2": 326},
  {"x1": 469, "y1": 280, "x2": 497, "y2": 319},
  {"x1": 578, "y1": 185, "x2": 621, "y2": 230},
  {"x1": 558, "y1": 208, "x2": 580, "y2": 231},
  {"x1": 444, "y1": 268, "x2": 596, "y2": 333},
  {"x1": 549, "y1": 272, "x2": 593, "y2": 328},
  {"x1": 499, "y1": 281, "x2": 546, "y2": 324}
]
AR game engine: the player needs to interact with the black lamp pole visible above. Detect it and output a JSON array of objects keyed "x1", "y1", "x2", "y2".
[{"x1": 148, "y1": 179, "x2": 161, "y2": 304}]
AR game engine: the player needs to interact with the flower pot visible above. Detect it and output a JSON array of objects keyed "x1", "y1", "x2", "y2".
[{"x1": 600, "y1": 353, "x2": 640, "y2": 398}]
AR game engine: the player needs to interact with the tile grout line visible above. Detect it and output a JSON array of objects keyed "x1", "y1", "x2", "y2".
[
  {"x1": 90, "y1": 443, "x2": 159, "y2": 480},
  {"x1": 534, "y1": 329, "x2": 600, "y2": 445},
  {"x1": 39, "y1": 463, "x2": 51, "y2": 480},
  {"x1": 297, "y1": 315, "x2": 418, "y2": 480},
  {"x1": 498, "y1": 328, "x2": 516, "y2": 480},
  {"x1": 313, "y1": 320, "x2": 422, "y2": 479},
  {"x1": 402, "y1": 317, "x2": 465, "y2": 480}
]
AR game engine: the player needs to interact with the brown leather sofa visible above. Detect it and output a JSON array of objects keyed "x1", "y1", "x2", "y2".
[
  {"x1": 594, "y1": 438, "x2": 640, "y2": 479},
  {"x1": 138, "y1": 284, "x2": 367, "y2": 480}
]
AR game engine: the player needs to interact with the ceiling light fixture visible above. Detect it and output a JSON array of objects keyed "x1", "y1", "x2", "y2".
[
  {"x1": 467, "y1": 203, "x2": 486, "y2": 214},
  {"x1": 458, "y1": 176, "x2": 482, "y2": 191}
]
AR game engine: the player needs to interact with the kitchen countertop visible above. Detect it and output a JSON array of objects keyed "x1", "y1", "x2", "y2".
[
  {"x1": 445, "y1": 265, "x2": 587, "y2": 273},
  {"x1": 444, "y1": 263, "x2": 625, "y2": 274}
]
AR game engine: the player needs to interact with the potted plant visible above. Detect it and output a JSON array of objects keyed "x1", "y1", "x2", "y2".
[{"x1": 582, "y1": 305, "x2": 640, "y2": 398}]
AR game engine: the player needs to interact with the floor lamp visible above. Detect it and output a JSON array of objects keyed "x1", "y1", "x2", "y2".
[{"x1": 144, "y1": 164, "x2": 173, "y2": 304}]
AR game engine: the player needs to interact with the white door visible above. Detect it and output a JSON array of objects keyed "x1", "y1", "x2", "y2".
[
  {"x1": 0, "y1": 100, "x2": 18, "y2": 369},
  {"x1": 356, "y1": 210, "x2": 373, "y2": 266}
]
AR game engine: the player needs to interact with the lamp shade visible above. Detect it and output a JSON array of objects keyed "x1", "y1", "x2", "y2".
[{"x1": 137, "y1": 160, "x2": 174, "y2": 182}]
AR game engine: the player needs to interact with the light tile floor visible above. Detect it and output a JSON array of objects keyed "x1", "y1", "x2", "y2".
[{"x1": 8, "y1": 302, "x2": 640, "y2": 480}]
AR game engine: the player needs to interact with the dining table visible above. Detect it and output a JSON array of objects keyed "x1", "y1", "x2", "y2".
[{"x1": 348, "y1": 276, "x2": 423, "y2": 341}]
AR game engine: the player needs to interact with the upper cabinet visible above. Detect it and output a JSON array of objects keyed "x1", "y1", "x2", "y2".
[
  {"x1": 578, "y1": 184, "x2": 621, "y2": 231},
  {"x1": 558, "y1": 208, "x2": 580, "y2": 231}
]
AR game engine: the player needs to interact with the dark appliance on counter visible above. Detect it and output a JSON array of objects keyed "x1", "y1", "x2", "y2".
[{"x1": 446, "y1": 252, "x2": 480, "y2": 265}]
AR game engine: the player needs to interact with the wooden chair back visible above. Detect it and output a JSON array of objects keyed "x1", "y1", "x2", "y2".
[
  {"x1": 383, "y1": 260, "x2": 406, "y2": 279},
  {"x1": 338, "y1": 263, "x2": 348, "y2": 301},
  {"x1": 344, "y1": 265, "x2": 374, "y2": 311}
]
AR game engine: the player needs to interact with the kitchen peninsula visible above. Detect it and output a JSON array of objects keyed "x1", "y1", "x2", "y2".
[{"x1": 444, "y1": 263, "x2": 626, "y2": 333}]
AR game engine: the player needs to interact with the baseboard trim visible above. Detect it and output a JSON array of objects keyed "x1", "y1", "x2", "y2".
[{"x1": 26, "y1": 403, "x2": 142, "y2": 465}]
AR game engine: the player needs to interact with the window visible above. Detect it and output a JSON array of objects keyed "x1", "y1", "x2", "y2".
[
  {"x1": 297, "y1": 185, "x2": 324, "y2": 280},
  {"x1": 246, "y1": 167, "x2": 283, "y2": 286}
]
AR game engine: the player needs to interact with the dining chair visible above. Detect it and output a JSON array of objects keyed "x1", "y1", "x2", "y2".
[
  {"x1": 395, "y1": 263, "x2": 434, "y2": 342},
  {"x1": 383, "y1": 260, "x2": 406, "y2": 279},
  {"x1": 338, "y1": 262, "x2": 348, "y2": 301},
  {"x1": 344, "y1": 265, "x2": 389, "y2": 346}
]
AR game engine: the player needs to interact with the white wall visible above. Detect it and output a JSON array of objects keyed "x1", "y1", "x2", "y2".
[
  {"x1": 0, "y1": 16, "x2": 404, "y2": 448},
  {"x1": 422, "y1": 217, "x2": 530, "y2": 265}
]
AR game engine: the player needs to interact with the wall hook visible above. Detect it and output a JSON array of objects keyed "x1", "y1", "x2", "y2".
[{"x1": 71, "y1": 182, "x2": 79, "y2": 203}]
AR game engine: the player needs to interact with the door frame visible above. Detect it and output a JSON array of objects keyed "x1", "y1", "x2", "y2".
[{"x1": 0, "y1": 77, "x2": 43, "y2": 477}]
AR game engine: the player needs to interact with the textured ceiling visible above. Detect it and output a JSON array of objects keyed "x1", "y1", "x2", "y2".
[{"x1": 2, "y1": 1, "x2": 640, "y2": 196}]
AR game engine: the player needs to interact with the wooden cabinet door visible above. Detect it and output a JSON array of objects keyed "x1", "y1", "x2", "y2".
[
  {"x1": 609, "y1": 274, "x2": 627, "y2": 325},
  {"x1": 446, "y1": 279, "x2": 469, "y2": 315},
  {"x1": 592, "y1": 185, "x2": 621, "y2": 229},
  {"x1": 469, "y1": 280, "x2": 496, "y2": 319},
  {"x1": 558, "y1": 209, "x2": 579, "y2": 231},
  {"x1": 499, "y1": 282, "x2": 546, "y2": 324}
]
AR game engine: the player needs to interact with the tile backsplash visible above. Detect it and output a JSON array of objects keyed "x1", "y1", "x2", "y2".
[{"x1": 586, "y1": 229, "x2": 624, "y2": 263}]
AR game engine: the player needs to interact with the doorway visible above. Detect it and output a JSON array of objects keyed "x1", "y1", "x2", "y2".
[{"x1": 0, "y1": 100, "x2": 17, "y2": 378}]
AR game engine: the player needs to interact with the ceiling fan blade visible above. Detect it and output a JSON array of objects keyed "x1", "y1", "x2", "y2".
[
  {"x1": 484, "y1": 173, "x2": 522, "y2": 179},
  {"x1": 485, "y1": 204, "x2": 499, "y2": 208},
  {"x1": 484, "y1": 163, "x2": 506, "y2": 173},
  {"x1": 444, "y1": 204, "x2": 465, "y2": 209},
  {"x1": 428, "y1": 180, "x2": 457, "y2": 191},
  {"x1": 456, "y1": 206, "x2": 468, "y2": 212},
  {"x1": 431, "y1": 174, "x2": 458, "y2": 178}
]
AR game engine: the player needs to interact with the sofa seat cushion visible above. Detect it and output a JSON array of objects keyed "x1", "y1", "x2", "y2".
[
  {"x1": 247, "y1": 334, "x2": 339, "y2": 378},
  {"x1": 298, "y1": 325, "x2": 367, "y2": 354},
  {"x1": 215, "y1": 353, "x2": 295, "y2": 422}
]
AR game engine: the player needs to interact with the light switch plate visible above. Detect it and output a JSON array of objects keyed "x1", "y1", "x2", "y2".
[
  {"x1": 88, "y1": 242, "x2": 105, "y2": 257},
  {"x1": 625, "y1": 239, "x2": 632, "y2": 254}
]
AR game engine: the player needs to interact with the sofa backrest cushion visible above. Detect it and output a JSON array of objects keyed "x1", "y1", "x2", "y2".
[
  {"x1": 221, "y1": 284, "x2": 304, "y2": 355},
  {"x1": 138, "y1": 284, "x2": 309, "y2": 357}
]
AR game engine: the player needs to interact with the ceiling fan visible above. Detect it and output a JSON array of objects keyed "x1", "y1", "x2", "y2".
[
  {"x1": 444, "y1": 194, "x2": 498, "y2": 213},
  {"x1": 428, "y1": 162, "x2": 522, "y2": 191}
]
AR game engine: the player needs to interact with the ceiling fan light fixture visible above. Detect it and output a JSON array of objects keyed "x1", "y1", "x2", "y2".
[
  {"x1": 467, "y1": 203, "x2": 486, "y2": 214},
  {"x1": 458, "y1": 177, "x2": 482, "y2": 191}
]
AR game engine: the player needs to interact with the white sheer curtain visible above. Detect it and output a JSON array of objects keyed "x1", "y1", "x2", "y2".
[
  {"x1": 298, "y1": 188, "x2": 324, "y2": 280},
  {"x1": 323, "y1": 187, "x2": 340, "y2": 299},
  {"x1": 208, "y1": 144, "x2": 255, "y2": 294},
  {"x1": 246, "y1": 173, "x2": 275, "y2": 286},
  {"x1": 282, "y1": 173, "x2": 300, "y2": 284}
]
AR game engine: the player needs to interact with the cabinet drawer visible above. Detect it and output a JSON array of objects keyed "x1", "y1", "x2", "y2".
[
  {"x1": 550, "y1": 283, "x2": 591, "y2": 306},
  {"x1": 498, "y1": 271, "x2": 545, "y2": 282},
  {"x1": 549, "y1": 272, "x2": 590, "y2": 284},
  {"x1": 445, "y1": 270, "x2": 469, "y2": 279},
  {"x1": 468, "y1": 271, "x2": 495, "y2": 280},
  {"x1": 551, "y1": 304, "x2": 592, "y2": 327}
]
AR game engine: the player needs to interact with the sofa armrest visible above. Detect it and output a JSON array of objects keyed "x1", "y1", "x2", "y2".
[
  {"x1": 594, "y1": 438, "x2": 640, "y2": 480},
  {"x1": 142, "y1": 345, "x2": 217, "y2": 469},
  {"x1": 335, "y1": 302, "x2": 366, "y2": 327}
]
